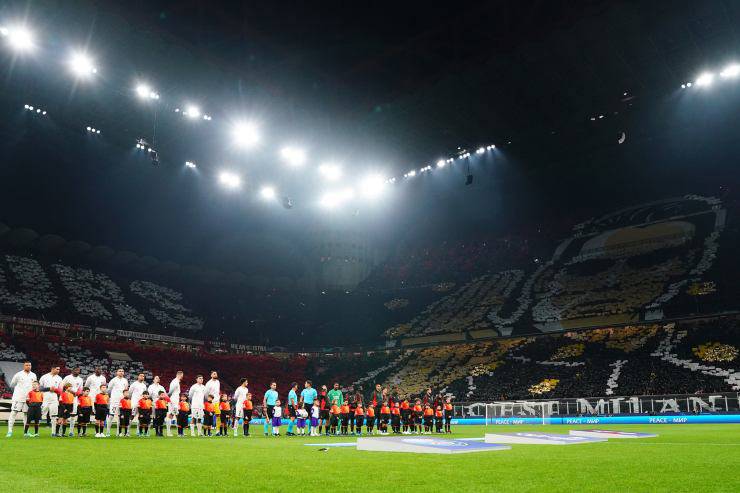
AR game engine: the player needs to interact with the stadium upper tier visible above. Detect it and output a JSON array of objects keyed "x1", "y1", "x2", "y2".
[
  {"x1": 0, "y1": 195, "x2": 739, "y2": 345},
  {"x1": 1, "y1": 317, "x2": 738, "y2": 401}
]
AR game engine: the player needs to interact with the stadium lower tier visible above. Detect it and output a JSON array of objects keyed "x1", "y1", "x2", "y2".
[{"x1": 1, "y1": 316, "x2": 739, "y2": 402}]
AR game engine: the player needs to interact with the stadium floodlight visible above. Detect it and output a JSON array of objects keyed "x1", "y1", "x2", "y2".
[
  {"x1": 436, "y1": 159, "x2": 446, "y2": 168},
  {"x1": 720, "y1": 64, "x2": 740, "y2": 79},
  {"x1": 185, "y1": 161, "x2": 196, "y2": 168},
  {"x1": 260, "y1": 186, "x2": 276, "y2": 200},
  {"x1": 68, "y1": 52, "x2": 97, "y2": 78},
  {"x1": 135, "y1": 83, "x2": 159, "y2": 100},
  {"x1": 476, "y1": 147, "x2": 485, "y2": 154},
  {"x1": 319, "y1": 187, "x2": 354, "y2": 209},
  {"x1": 218, "y1": 171, "x2": 241, "y2": 189},
  {"x1": 231, "y1": 122, "x2": 259, "y2": 148},
  {"x1": 406, "y1": 170, "x2": 416, "y2": 178},
  {"x1": 202, "y1": 114, "x2": 212, "y2": 121},
  {"x1": 2, "y1": 25, "x2": 34, "y2": 52},
  {"x1": 280, "y1": 146, "x2": 307, "y2": 167},
  {"x1": 318, "y1": 163, "x2": 342, "y2": 181},
  {"x1": 360, "y1": 174, "x2": 387, "y2": 199},
  {"x1": 695, "y1": 72, "x2": 714, "y2": 87},
  {"x1": 184, "y1": 104, "x2": 201, "y2": 119}
]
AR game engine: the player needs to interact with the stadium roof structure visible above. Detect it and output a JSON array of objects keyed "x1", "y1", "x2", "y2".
[{"x1": 0, "y1": 0, "x2": 739, "y2": 275}]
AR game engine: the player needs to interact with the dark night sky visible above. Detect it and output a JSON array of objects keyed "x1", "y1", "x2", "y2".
[{"x1": 0, "y1": 0, "x2": 739, "y2": 277}]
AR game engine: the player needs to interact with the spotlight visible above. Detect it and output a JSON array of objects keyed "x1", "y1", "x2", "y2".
[
  {"x1": 135, "y1": 83, "x2": 159, "y2": 100},
  {"x1": 686, "y1": 82, "x2": 692, "y2": 87},
  {"x1": 185, "y1": 161, "x2": 196, "y2": 169},
  {"x1": 260, "y1": 186, "x2": 276, "y2": 200},
  {"x1": 68, "y1": 52, "x2": 97, "y2": 78},
  {"x1": 318, "y1": 163, "x2": 342, "y2": 181},
  {"x1": 695, "y1": 72, "x2": 714, "y2": 87},
  {"x1": 280, "y1": 146, "x2": 306, "y2": 166},
  {"x1": 202, "y1": 114, "x2": 212, "y2": 121},
  {"x1": 2, "y1": 25, "x2": 34, "y2": 52},
  {"x1": 720, "y1": 64, "x2": 740, "y2": 79},
  {"x1": 406, "y1": 170, "x2": 416, "y2": 178},
  {"x1": 681, "y1": 83, "x2": 686, "y2": 89},
  {"x1": 219, "y1": 171, "x2": 241, "y2": 189},
  {"x1": 360, "y1": 174, "x2": 386, "y2": 198},
  {"x1": 436, "y1": 159, "x2": 446, "y2": 168},
  {"x1": 231, "y1": 122, "x2": 259, "y2": 148},
  {"x1": 184, "y1": 105, "x2": 201, "y2": 119},
  {"x1": 476, "y1": 147, "x2": 485, "y2": 154}
]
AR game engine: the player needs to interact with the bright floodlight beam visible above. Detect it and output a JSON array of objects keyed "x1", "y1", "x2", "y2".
[
  {"x1": 184, "y1": 104, "x2": 201, "y2": 119},
  {"x1": 318, "y1": 163, "x2": 342, "y2": 181},
  {"x1": 136, "y1": 83, "x2": 159, "y2": 100},
  {"x1": 281, "y1": 146, "x2": 307, "y2": 166},
  {"x1": 218, "y1": 171, "x2": 241, "y2": 189},
  {"x1": 720, "y1": 64, "x2": 740, "y2": 79},
  {"x1": 231, "y1": 122, "x2": 259, "y2": 148},
  {"x1": 695, "y1": 72, "x2": 714, "y2": 87},
  {"x1": 260, "y1": 186, "x2": 276, "y2": 200},
  {"x1": 360, "y1": 174, "x2": 387, "y2": 199},
  {"x1": 68, "y1": 52, "x2": 97, "y2": 78},
  {"x1": 2, "y1": 25, "x2": 34, "y2": 52},
  {"x1": 320, "y1": 187, "x2": 355, "y2": 209}
]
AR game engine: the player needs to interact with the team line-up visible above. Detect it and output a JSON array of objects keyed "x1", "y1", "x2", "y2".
[{"x1": 6, "y1": 362, "x2": 455, "y2": 438}]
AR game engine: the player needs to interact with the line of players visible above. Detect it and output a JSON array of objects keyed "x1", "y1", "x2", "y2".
[{"x1": 6, "y1": 361, "x2": 454, "y2": 438}]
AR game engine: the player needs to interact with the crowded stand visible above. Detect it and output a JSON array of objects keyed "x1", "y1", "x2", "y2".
[{"x1": 4, "y1": 317, "x2": 738, "y2": 407}]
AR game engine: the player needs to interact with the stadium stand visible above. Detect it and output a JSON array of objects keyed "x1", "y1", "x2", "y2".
[{"x1": 2, "y1": 317, "x2": 739, "y2": 403}]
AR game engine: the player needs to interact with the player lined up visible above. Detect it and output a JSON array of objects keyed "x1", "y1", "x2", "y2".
[{"x1": 7, "y1": 362, "x2": 454, "y2": 438}]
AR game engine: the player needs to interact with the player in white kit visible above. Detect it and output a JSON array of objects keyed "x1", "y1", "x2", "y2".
[
  {"x1": 146, "y1": 375, "x2": 166, "y2": 435},
  {"x1": 106, "y1": 368, "x2": 129, "y2": 436},
  {"x1": 167, "y1": 371, "x2": 184, "y2": 437},
  {"x1": 128, "y1": 373, "x2": 148, "y2": 436},
  {"x1": 85, "y1": 367, "x2": 107, "y2": 401},
  {"x1": 232, "y1": 378, "x2": 249, "y2": 436},
  {"x1": 38, "y1": 366, "x2": 63, "y2": 436},
  {"x1": 188, "y1": 375, "x2": 206, "y2": 437},
  {"x1": 204, "y1": 371, "x2": 220, "y2": 433},
  {"x1": 61, "y1": 367, "x2": 83, "y2": 436},
  {"x1": 6, "y1": 361, "x2": 37, "y2": 437}
]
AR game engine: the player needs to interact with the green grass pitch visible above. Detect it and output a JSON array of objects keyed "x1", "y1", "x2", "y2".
[{"x1": 1, "y1": 424, "x2": 738, "y2": 492}]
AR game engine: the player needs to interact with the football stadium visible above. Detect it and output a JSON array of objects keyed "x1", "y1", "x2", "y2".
[{"x1": 0, "y1": 1, "x2": 739, "y2": 491}]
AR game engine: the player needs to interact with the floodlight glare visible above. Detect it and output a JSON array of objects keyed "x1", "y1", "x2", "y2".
[
  {"x1": 260, "y1": 186, "x2": 276, "y2": 200},
  {"x1": 136, "y1": 83, "x2": 159, "y2": 100},
  {"x1": 320, "y1": 187, "x2": 355, "y2": 209},
  {"x1": 476, "y1": 147, "x2": 485, "y2": 154},
  {"x1": 231, "y1": 122, "x2": 259, "y2": 148},
  {"x1": 720, "y1": 64, "x2": 740, "y2": 79},
  {"x1": 695, "y1": 72, "x2": 714, "y2": 87},
  {"x1": 185, "y1": 161, "x2": 196, "y2": 169},
  {"x1": 318, "y1": 163, "x2": 342, "y2": 181},
  {"x1": 280, "y1": 146, "x2": 306, "y2": 166},
  {"x1": 184, "y1": 105, "x2": 201, "y2": 119},
  {"x1": 218, "y1": 171, "x2": 241, "y2": 189},
  {"x1": 69, "y1": 52, "x2": 97, "y2": 78},
  {"x1": 3, "y1": 25, "x2": 34, "y2": 52},
  {"x1": 436, "y1": 160, "x2": 446, "y2": 168},
  {"x1": 360, "y1": 174, "x2": 387, "y2": 199}
]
